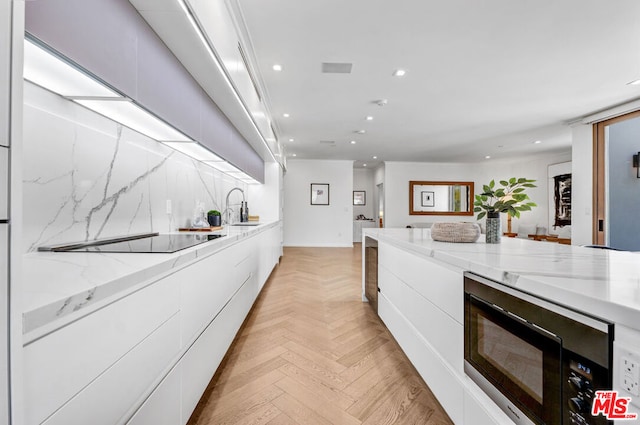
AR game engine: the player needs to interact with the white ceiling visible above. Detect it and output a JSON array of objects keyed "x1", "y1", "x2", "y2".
[{"x1": 232, "y1": 0, "x2": 640, "y2": 167}]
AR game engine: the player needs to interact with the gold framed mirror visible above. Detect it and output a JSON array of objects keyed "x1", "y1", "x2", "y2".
[{"x1": 409, "y1": 181, "x2": 474, "y2": 216}]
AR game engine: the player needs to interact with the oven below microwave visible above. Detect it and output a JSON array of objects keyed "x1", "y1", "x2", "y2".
[{"x1": 464, "y1": 272, "x2": 614, "y2": 425}]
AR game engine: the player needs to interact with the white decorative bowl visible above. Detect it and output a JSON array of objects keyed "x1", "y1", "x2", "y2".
[{"x1": 430, "y1": 222, "x2": 481, "y2": 243}]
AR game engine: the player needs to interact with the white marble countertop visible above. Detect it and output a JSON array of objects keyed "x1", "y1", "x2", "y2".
[
  {"x1": 22, "y1": 221, "x2": 280, "y2": 342},
  {"x1": 364, "y1": 228, "x2": 640, "y2": 330}
]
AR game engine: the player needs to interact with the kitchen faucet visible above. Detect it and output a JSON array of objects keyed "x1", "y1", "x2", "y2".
[{"x1": 224, "y1": 187, "x2": 245, "y2": 224}]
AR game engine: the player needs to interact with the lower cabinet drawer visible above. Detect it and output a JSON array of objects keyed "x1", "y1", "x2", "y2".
[
  {"x1": 24, "y1": 275, "x2": 180, "y2": 425},
  {"x1": 463, "y1": 385, "x2": 513, "y2": 425},
  {"x1": 378, "y1": 265, "x2": 463, "y2": 371},
  {"x1": 180, "y1": 246, "x2": 234, "y2": 346},
  {"x1": 42, "y1": 313, "x2": 181, "y2": 425},
  {"x1": 126, "y1": 363, "x2": 181, "y2": 425},
  {"x1": 378, "y1": 293, "x2": 464, "y2": 425},
  {"x1": 181, "y1": 275, "x2": 256, "y2": 421}
]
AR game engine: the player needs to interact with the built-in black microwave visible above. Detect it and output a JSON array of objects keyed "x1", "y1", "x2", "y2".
[{"x1": 464, "y1": 272, "x2": 614, "y2": 425}]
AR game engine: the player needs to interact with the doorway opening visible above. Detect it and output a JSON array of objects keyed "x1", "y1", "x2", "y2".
[{"x1": 593, "y1": 110, "x2": 640, "y2": 249}]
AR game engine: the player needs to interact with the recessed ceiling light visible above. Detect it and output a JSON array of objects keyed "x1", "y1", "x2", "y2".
[
  {"x1": 283, "y1": 113, "x2": 290, "y2": 118},
  {"x1": 356, "y1": 130, "x2": 366, "y2": 134},
  {"x1": 373, "y1": 156, "x2": 377, "y2": 159},
  {"x1": 366, "y1": 116, "x2": 373, "y2": 121},
  {"x1": 272, "y1": 64, "x2": 282, "y2": 71},
  {"x1": 393, "y1": 69, "x2": 406, "y2": 77},
  {"x1": 533, "y1": 140, "x2": 542, "y2": 144},
  {"x1": 627, "y1": 79, "x2": 640, "y2": 86},
  {"x1": 485, "y1": 155, "x2": 491, "y2": 159},
  {"x1": 292, "y1": 153, "x2": 297, "y2": 157},
  {"x1": 289, "y1": 138, "x2": 294, "y2": 142},
  {"x1": 363, "y1": 164, "x2": 367, "y2": 167},
  {"x1": 350, "y1": 140, "x2": 357, "y2": 144}
]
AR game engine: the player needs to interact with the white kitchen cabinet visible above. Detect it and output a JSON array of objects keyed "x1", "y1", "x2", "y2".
[
  {"x1": 463, "y1": 384, "x2": 514, "y2": 425},
  {"x1": 189, "y1": 0, "x2": 238, "y2": 79},
  {"x1": 0, "y1": 147, "x2": 7, "y2": 219},
  {"x1": 126, "y1": 360, "x2": 181, "y2": 425},
  {"x1": 378, "y1": 264, "x2": 463, "y2": 372},
  {"x1": 181, "y1": 271, "x2": 256, "y2": 421},
  {"x1": 24, "y1": 273, "x2": 181, "y2": 425},
  {"x1": 375, "y1": 238, "x2": 535, "y2": 425},
  {"x1": 256, "y1": 226, "x2": 279, "y2": 288},
  {"x1": 0, "y1": 224, "x2": 7, "y2": 425},
  {"x1": 24, "y1": 224, "x2": 282, "y2": 425},
  {"x1": 379, "y1": 241, "x2": 462, "y2": 323},
  {"x1": 180, "y1": 244, "x2": 235, "y2": 347},
  {"x1": 378, "y1": 293, "x2": 464, "y2": 425},
  {"x1": 0, "y1": 0, "x2": 8, "y2": 149},
  {"x1": 42, "y1": 314, "x2": 181, "y2": 425}
]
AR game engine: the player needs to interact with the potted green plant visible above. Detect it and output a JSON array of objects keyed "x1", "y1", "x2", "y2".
[
  {"x1": 207, "y1": 210, "x2": 221, "y2": 227},
  {"x1": 474, "y1": 178, "x2": 537, "y2": 243}
]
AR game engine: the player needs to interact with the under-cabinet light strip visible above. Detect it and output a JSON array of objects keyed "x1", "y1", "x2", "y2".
[
  {"x1": 24, "y1": 37, "x2": 261, "y2": 184},
  {"x1": 177, "y1": 0, "x2": 279, "y2": 164},
  {"x1": 23, "y1": 36, "x2": 122, "y2": 98}
]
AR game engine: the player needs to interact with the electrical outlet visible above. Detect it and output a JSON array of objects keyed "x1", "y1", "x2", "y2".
[
  {"x1": 166, "y1": 200, "x2": 172, "y2": 215},
  {"x1": 620, "y1": 355, "x2": 640, "y2": 396},
  {"x1": 623, "y1": 374, "x2": 640, "y2": 396},
  {"x1": 623, "y1": 356, "x2": 639, "y2": 378}
]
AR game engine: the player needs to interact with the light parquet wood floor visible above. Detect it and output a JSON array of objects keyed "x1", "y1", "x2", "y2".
[{"x1": 187, "y1": 245, "x2": 453, "y2": 425}]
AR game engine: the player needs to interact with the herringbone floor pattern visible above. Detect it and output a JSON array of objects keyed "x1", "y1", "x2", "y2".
[{"x1": 187, "y1": 245, "x2": 453, "y2": 425}]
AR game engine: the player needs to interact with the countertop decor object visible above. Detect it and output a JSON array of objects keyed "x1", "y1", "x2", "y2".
[
  {"x1": 207, "y1": 210, "x2": 221, "y2": 227},
  {"x1": 178, "y1": 226, "x2": 223, "y2": 232},
  {"x1": 474, "y1": 177, "x2": 537, "y2": 244},
  {"x1": 430, "y1": 222, "x2": 481, "y2": 243}
]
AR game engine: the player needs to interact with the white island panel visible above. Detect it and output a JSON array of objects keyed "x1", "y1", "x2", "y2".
[{"x1": 365, "y1": 227, "x2": 640, "y2": 425}]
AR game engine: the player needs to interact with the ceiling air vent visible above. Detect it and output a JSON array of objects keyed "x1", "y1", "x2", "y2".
[
  {"x1": 319, "y1": 140, "x2": 336, "y2": 145},
  {"x1": 321, "y1": 62, "x2": 353, "y2": 74}
]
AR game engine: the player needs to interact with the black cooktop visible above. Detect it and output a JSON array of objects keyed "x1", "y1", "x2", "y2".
[{"x1": 39, "y1": 233, "x2": 224, "y2": 253}]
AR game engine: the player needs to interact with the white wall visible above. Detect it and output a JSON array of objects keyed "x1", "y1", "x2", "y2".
[
  {"x1": 248, "y1": 162, "x2": 282, "y2": 222},
  {"x1": 383, "y1": 152, "x2": 571, "y2": 231},
  {"x1": 571, "y1": 124, "x2": 594, "y2": 246},
  {"x1": 353, "y1": 168, "x2": 375, "y2": 219},
  {"x1": 283, "y1": 160, "x2": 353, "y2": 247}
]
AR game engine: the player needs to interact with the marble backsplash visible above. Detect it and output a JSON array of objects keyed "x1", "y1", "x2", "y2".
[{"x1": 22, "y1": 82, "x2": 249, "y2": 253}]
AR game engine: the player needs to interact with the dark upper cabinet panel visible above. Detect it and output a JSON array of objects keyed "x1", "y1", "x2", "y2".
[
  {"x1": 26, "y1": 0, "x2": 139, "y2": 97},
  {"x1": 25, "y1": 0, "x2": 264, "y2": 180},
  {"x1": 136, "y1": 36, "x2": 203, "y2": 141}
]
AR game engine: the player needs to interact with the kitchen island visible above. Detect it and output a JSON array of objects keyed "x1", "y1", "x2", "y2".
[
  {"x1": 363, "y1": 227, "x2": 640, "y2": 425},
  {"x1": 21, "y1": 221, "x2": 282, "y2": 425}
]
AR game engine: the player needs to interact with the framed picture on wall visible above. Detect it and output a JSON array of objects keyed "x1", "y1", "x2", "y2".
[
  {"x1": 353, "y1": 191, "x2": 366, "y2": 205},
  {"x1": 310, "y1": 183, "x2": 330, "y2": 205},
  {"x1": 421, "y1": 191, "x2": 435, "y2": 207}
]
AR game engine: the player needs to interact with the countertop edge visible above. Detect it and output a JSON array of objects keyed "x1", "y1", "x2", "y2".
[
  {"x1": 364, "y1": 228, "x2": 640, "y2": 330},
  {"x1": 23, "y1": 221, "x2": 281, "y2": 342}
]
